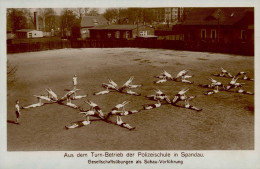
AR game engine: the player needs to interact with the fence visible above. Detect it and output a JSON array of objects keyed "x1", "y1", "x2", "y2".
[
  {"x1": 7, "y1": 37, "x2": 71, "y2": 53},
  {"x1": 7, "y1": 38, "x2": 254, "y2": 56}
]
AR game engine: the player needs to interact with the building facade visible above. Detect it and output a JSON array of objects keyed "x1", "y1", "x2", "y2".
[
  {"x1": 80, "y1": 15, "x2": 108, "y2": 39},
  {"x1": 89, "y1": 25, "x2": 155, "y2": 39},
  {"x1": 152, "y1": 8, "x2": 184, "y2": 24},
  {"x1": 180, "y1": 8, "x2": 254, "y2": 44},
  {"x1": 16, "y1": 29, "x2": 43, "y2": 39}
]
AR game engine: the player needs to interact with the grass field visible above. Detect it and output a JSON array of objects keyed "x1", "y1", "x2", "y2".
[{"x1": 7, "y1": 48, "x2": 254, "y2": 150}]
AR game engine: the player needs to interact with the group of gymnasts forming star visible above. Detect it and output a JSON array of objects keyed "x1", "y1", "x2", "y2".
[
  {"x1": 154, "y1": 69, "x2": 193, "y2": 84},
  {"x1": 94, "y1": 76, "x2": 142, "y2": 96},
  {"x1": 144, "y1": 88, "x2": 202, "y2": 111},
  {"x1": 200, "y1": 67, "x2": 254, "y2": 95},
  {"x1": 13, "y1": 67, "x2": 253, "y2": 130},
  {"x1": 66, "y1": 100, "x2": 137, "y2": 130},
  {"x1": 14, "y1": 75, "x2": 86, "y2": 124}
]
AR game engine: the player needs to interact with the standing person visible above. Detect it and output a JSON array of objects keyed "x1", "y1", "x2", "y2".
[
  {"x1": 15, "y1": 100, "x2": 21, "y2": 124},
  {"x1": 73, "y1": 75, "x2": 77, "y2": 97},
  {"x1": 73, "y1": 75, "x2": 77, "y2": 89}
]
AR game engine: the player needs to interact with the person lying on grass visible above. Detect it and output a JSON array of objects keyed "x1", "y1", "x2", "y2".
[
  {"x1": 173, "y1": 70, "x2": 193, "y2": 84},
  {"x1": 23, "y1": 96, "x2": 44, "y2": 109},
  {"x1": 199, "y1": 77, "x2": 225, "y2": 90},
  {"x1": 65, "y1": 95, "x2": 78, "y2": 109},
  {"x1": 212, "y1": 67, "x2": 233, "y2": 77},
  {"x1": 143, "y1": 100, "x2": 161, "y2": 110},
  {"x1": 85, "y1": 100, "x2": 105, "y2": 119},
  {"x1": 234, "y1": 71, "x2": 254, "y2": 81},
  {"x1": 65, "y1": 117, "x2": 90, "y2": 129},
  {"x1": 146, "y1": 89, "x2": 171, "y2": 103},
  {"x1": 172, "y1": 88, "x2": 202, "y2": 112},
  {"x1": 45, "y1": 88, "x2": 58, "y2": 101},
  {"x1": 116, "y1": 116, "x2": 135, "y2": 130},
  {"x1": 184, "y1": 97, "x2": 202, "y2": 111}
]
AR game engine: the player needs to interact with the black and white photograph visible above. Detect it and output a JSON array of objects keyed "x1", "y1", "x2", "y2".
[{"x1": 0, "y1": 0, "x2": 259, "y2": 168}]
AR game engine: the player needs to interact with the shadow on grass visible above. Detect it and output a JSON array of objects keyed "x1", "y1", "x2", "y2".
[
  {"x1": 244, "y1": 106, "x2": 254, "y2": 113},
  {"x1": 197, "y1": 58, "x2": 209, "y2": 61},
  {"x1": 160, "y1": 62, "x2": 168, "y2": 64},
  {"x1": 176, "y1": 62, "x2": 184, "y2": 65},
  {"x1": 7, "y1": 120, "x2": 19, "y2": 125}
]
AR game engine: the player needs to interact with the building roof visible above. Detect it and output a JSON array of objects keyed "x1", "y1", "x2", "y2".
[
  {"x1": 137, "y1": 35, "x2": 158, "y2": 38},
  {"x1": 182, "y1": 7, "x2": 253, "y2": 26},
  {"x1": 16, "y1": 29, "x2": 36, "y2": 32},
  {"x1": 89, "y1": 24, "x2": 152, "y2": 30},
  {"x1": 7, "y1": 33, "x2": 16, "y2": 40},
  {"x1": 81, "y1": 15, "x2": 108, "y2": 28}
]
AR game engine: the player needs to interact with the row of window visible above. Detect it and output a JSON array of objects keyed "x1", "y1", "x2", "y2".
[
  {"x1": 108, "y1": 31, "x2": 148, "y2": 39},
  {"x1": 200, "y1": 29, "x2": 247, "y2": 41},
  {"x1": 201, "y1": 29, "x2": 217, "y2": 40},
  {"x1": 113, "y1": 31, "x2": 130, "y2": 39}
]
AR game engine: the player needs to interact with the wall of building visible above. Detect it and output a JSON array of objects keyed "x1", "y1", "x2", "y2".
[
  {"x1": 16, "y1": 32, "x2": 27, "y2": 39},
  {"x1": 16, "y1": 30, "x2": 43, "y2": 39},
  {"x1": 81, "y1": 28, "x2": 90, "y2": 39},
  {"x1": 132, "y1": 26, "x2": 155, "y2": 38},
  {"x1": 30, "y1": 31, "x2": 43, "y2": 38},
  {"x1": 90, "y1": 29, "x2": 134, "y2": 39},
  {"x1": 182, "y1": 25, "x2": 251, "y2": 44},
  {"x1": 152, "y1": 8, "x2": 184, "y2": 23}
]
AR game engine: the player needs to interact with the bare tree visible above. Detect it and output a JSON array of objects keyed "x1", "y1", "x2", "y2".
[
  {"x1": 36, "y1": 8, "x2": 57, "y2": 31},
  {"x1": 44, "y1": 9, "x2": 57, "y2": 32},
  {"x1": 103, "y1": 8, "x2": 119, "y2": 23},
  {"x1": 7, "y1": 8, "x2": 27, "y2": 32},
  {"x1": 7, "y1": 60, "x2": 18, "y2": 88},
  {"x1": 103, "y1": 8, "x2": 156, "y2": 25},
  {"x1": 21, "y1": 8, "x2": 35, "y2": 29},
  {"x1": 103, "y1": 8, "x2": 129, "y2": 24},
  {"x1": 60, "y1": 8, "x2": 78, "y2": 37},
  {"x1": 73, "y1": 8, "x2": 89, "y2": 20},
  {"x1": 88, "y1": 8, "x2": 99, "y2": 16}
]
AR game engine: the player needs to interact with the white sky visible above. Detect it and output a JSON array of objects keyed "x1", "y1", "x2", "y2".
[
  {"x1": 26, "y1": 8, "x2": 106, "y2": 15},
  {"x1": 0, "y1": 0, "x2": 259, "y2": 169},
  {"x1": 53, "y1": 8, "x2": 106, "y2": 15}
]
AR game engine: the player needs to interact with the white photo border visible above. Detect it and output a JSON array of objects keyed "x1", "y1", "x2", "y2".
[{"x1": 0, "y1": 0, "x2": 259, "y2": 169}]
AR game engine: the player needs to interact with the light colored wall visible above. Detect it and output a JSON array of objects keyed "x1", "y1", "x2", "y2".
[{"x1": 27, "y1": 31, "x2": 43, "y2": 38}]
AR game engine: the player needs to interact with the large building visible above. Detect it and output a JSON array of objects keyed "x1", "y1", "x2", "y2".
[
  {"x1": 88, "y1": 25, "x2": 155, "y2": 39},
  {"x1": 180, "y1": 7, "x2": 254, "y2": 44},
  {"x1": 15, "y1": 29, "x2": 43, "y2": 39},
  {"x1": 80, "y1": 15, "x2": 108, "y2": 39},
  {"x1": 152, "y1": 8, "x2": 184, "y2": 24}
]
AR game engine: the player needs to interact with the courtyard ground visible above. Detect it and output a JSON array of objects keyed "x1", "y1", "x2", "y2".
[{"x1": 7, "y1": 48, "x2": 254, "y2": 150}]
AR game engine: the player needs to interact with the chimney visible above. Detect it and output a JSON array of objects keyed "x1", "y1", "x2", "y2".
[
  {"x1": 34, "y1": 12, "x2": 38, "y2": 30},
  {"x1": 178, "y1": 8, "x2": 180, "y2": 22}
]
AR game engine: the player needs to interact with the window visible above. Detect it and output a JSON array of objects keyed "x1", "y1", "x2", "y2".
[
  {"x1": 190, "y1": 31, "x2": 195, "y2": 41},
  {"x1": 86, "y1": 30, "x2": 90, "y2": 38},
  {"x1": 28, "y1": 33, "x2": 32, "y2": 38},
  {"x1": 180, "y1": 34, "x2": 184, "y2": 41},
  {"x1": 115, "y1": 31, "x2": 120, "y2": 39},
  {"x1": 93, "y1": 19, "x2": 98, "y2": 25},
  {"x1": 139, "y1": 31, "x2": 147, "y2": 37},
  {"x1": 107, "y1": 32, "x2": 112, "y2": 38},
  {"x1": 211, "y1": 29, "x2": 216, "y2": 40},
  {"x1": 125, "y1": 31, "x2": 130, "y2": 39},
  {"x1": 201, "y1": 29, "x2": 206, "y2": 40},
  {"x1": 241, "y1": 30, "x2": 246, "y2": 42}
]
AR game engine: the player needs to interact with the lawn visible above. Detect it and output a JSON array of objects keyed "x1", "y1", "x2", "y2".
[{"x1": 7, "y1": 48, "x2": 254, "y2": 150}]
